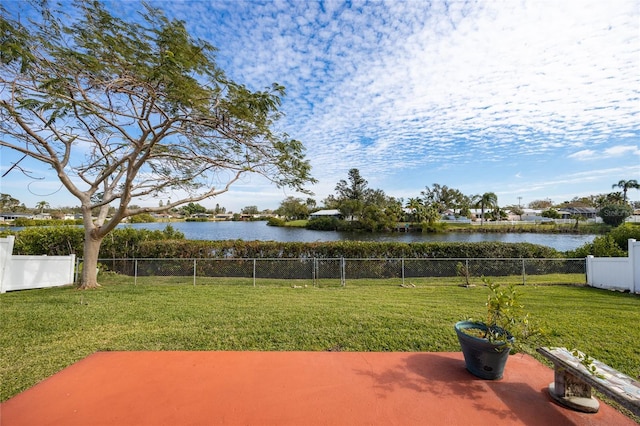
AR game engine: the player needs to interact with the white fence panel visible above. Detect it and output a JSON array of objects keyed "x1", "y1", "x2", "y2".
[
  {"x1": 2, "y1": 255, "x2": 76, "y2": 293},
  {"x1": 0, "y1": 236, "x2": 15, "y2": 293},
  {"x1": 586, "y1": 239, "x2": 639, "y2": 293},
  {"x1": 634, "y1": 240, "x2": 640, "y2": 294},
  {"x1": 587, "y1": 258, "x2": 631, "y2": 291},
  {"x1": 0, "y1": 237, "x2": 76, "y2": 293}
]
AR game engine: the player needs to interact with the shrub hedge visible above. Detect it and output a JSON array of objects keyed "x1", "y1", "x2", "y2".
[
  {"x1": 1, "y1": 225, "x2": 184, "y2": 258},
  {"x1": 136, "y1": 240, "x2": 562, "y2": 259},
  {"x1": 12, "y1": 218, "x2": 82, "y2": 227}
]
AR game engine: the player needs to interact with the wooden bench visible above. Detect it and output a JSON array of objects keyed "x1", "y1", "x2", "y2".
[{"x1": 537, "y1": 347, "x2": 640, "y2": 416}]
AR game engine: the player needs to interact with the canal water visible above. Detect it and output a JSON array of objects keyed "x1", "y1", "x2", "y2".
[{"x1": 122, "y1": 221, "x2": 595, "y2": 252}]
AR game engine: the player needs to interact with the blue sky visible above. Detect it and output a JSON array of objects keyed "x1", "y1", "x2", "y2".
[{"x1": 1, "y1": 0, "x2": 639, "y2": 212}]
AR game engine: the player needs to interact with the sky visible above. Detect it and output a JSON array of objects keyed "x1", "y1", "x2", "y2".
[{"x1": 1, "y1": 0, "x2": 639, "y2": 212}]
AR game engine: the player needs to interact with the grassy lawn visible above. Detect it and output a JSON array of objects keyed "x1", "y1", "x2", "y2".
[
  {"x1": 443, "y1": 222, "x2": 609, "y2": 234},
  {"x1": 1, "y1": 278, "x2": 639, "y2": 404}
]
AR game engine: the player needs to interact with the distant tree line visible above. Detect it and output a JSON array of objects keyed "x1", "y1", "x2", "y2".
[
  {"x1": 273, "y1": 171, "x2": 639, "y2": 231},
  {"x1": 2, "y1": 178, "x2": 638, "y2": 230}
]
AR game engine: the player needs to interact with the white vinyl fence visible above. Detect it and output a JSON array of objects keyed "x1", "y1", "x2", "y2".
[
  {"x1": 586, "y1": 239, "x2": 640, "y2": 293},
  {"x1": 0, "y1": 236, "x2": 76, "y2": 293}
]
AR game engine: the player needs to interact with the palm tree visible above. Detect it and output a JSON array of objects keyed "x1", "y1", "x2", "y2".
[
  {"x1": 35, "y1": 201, "x2": 50, "y2": 213},
  {"x1": 569, "y1": 214, "x2": 585, "y2": 230},
  {"x1": 612, "y1": 179, "x2": 640, "y2": 203},
  {"x1": 473, "y1": 192, "x2": 498, "y2": 225},
  {"x1": 405, "y1": 198, "x2": 423, "y2": 222}
]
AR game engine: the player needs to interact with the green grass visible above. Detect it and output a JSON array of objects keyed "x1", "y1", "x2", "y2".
[
  {"x1": 443, "y1": 222, "x2": 609, "y2": 234},
  {"x1": 120, "y1": 272, "x2": 586, "y2": 287},
  {"x1": 1, "y1": 278, "x2": 639, "y2": 404}
]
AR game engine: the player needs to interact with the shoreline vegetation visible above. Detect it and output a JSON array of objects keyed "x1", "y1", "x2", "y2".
[
  {"x1": 279, "y1": 219, "x2": 610, "y2": 235},
  {"x1": 1, "y1": 217, "x2": 611, "y2": 235}
]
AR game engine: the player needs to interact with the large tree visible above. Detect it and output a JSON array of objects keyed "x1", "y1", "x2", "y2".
[
  {"x1": 0, "y1": 1, "x2": 314, "y2": 288},
  {"x1": 421, "y1": 183, "x2": 466, "y2": 214},
  {"x1": 598, "y1": 203, "x2": 633, "y2": 227},
  {"x1": 276, "y1": 196, "x2": 308, "y2": 220},
  {"x1": 334, "y1": 168, "x2": 369, "y2": 220},
  {"x1": 0, "y1": 193, "x2": 22, "y2": 212},
  {"x1": 528, "y1": 199, "x2": 553, "y2": 209},
  {"x1": 335, "y1": 168, "x2": 369, "y2": 201}
]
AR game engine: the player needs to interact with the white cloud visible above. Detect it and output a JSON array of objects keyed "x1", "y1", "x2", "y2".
[
  {"x1": 568, "y1": 150, "x2": 598, "y2": 161},
  {"x1": 569, "y1": 145, "x2": 639, "y2": 161},
  {"x1": 602, "y1": 145, "x2": 640, "y2": 157}
]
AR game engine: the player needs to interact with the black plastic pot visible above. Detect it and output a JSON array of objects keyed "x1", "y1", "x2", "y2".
[{"x1": 454, "y1": 320, "x2": 514, "y2": 380}]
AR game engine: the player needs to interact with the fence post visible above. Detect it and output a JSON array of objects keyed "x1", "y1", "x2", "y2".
[
  {"x1": 75, "y1": 256, "x2": 80, "y2": 284},
  {"x1": 401, "y1": 258, "x2": 405, "y2": 286},
  {"x1": 193, "y1": 259, "x2": 197, "y2": 286},
  {"x1": 134, "y1": 259, "x2": 138, "y2": 286},
  {"x1": 313, "y1": 257, "x2": 316, "y2": 287},
  {"x1": 465, "y1": 259, "x2": 469, "y2": 284},
  {"x1": 341, "y1": 257, "x2": 346, "y2": 287},
  {"x1": 628, "y1": 239, "x2": 637, "y2": 293},
  {"x1": 253, "y1": 259, "x2": 256, "y2": 287},
  {"x1": 586, "y1": 255, "x2": 593, "y2": 286},
  {"x1": 522, "y1": 258, "x2": 526, "y2": 285}
]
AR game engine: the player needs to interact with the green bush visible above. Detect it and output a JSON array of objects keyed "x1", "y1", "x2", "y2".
[
  {"x1": 567, "y1": 223, "x2": 640, "y2": 257},
  {"x1": 128, "y1": 214, "x2": 156, "y2": 223},
  {"x1": 608, "y1": 223, "x2": 640, "y2": 249},
  {"x1": 4, "y1": 225, "x2": 184, "y2": 257},
  {"x1": 12, "y1": 218, "x2": 82, "y2": 227},
  {"x1": 598, "y1": 204, "x2": 633, "y2": 227},
  {"x1": 541, "y1": 209, "x2": 561, "y2": 219},
  {"x1": 12, "y1": 218, "x2": 36, "y2": 227},
  {"x1": 8, "y1": 226, "x2": 84, "y2": 255},
  {"x1": 266, "y1": 217, "x2": 286, "y2": 227},
  {"x1": 306, "y1": 217, "x2": 339, "y2": 230},
  {"x1": 99, "y1": 226, "x2": 185, "y2": 258},
  {"x1": 567, "y1": 235, "x2": 627, "y2": 258}
]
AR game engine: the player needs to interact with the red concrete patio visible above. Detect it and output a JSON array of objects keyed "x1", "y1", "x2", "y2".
[{"x1": 1, "y1": 351, "x2": 635, "y2": 426}]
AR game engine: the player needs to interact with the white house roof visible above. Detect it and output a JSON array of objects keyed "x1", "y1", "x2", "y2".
[{"x1": 309, "y1": 209, "x2": 341, "y2": 217}]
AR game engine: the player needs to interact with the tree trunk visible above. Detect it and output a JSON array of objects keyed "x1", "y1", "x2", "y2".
[{"x1": 79, "y1": 227, "x2": 104, "y2": 289}]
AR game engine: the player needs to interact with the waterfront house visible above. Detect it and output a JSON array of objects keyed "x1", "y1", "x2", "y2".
[
  {"x1": 309, "y1": 209, "x2": 342, "y2": 219},
  {"x1": 0, "y1": 213, "x2": 34, "y2": 222}
]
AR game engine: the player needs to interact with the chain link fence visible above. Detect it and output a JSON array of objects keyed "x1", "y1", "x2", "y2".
[{"x1": 85, "y1": 257, "x2": 586, "y2": 287}]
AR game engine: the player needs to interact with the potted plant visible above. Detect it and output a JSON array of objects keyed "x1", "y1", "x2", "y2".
[{"x1": 454, "y1": 277, "x2": 532, "y2": 380}]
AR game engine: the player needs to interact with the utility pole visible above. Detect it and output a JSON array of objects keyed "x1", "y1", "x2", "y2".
[{"x1": 517, "y1": 196, "x2": 522, "y2": 207}]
